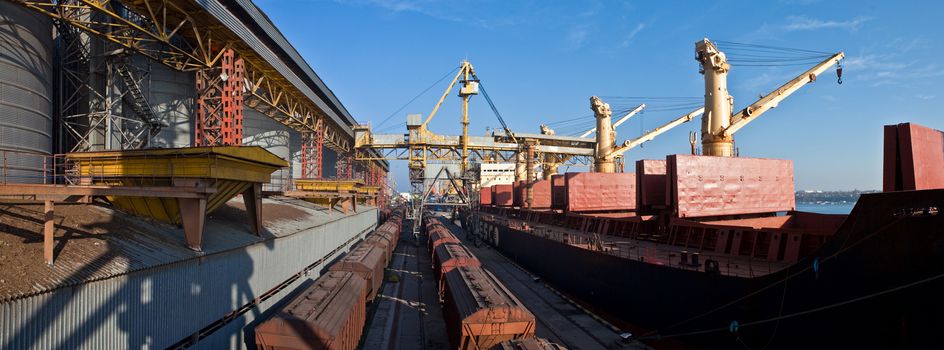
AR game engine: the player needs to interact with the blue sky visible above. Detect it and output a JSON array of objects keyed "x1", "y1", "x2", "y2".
[{"x1": 256, "y1": 0, "x2": 942, "y2": 191}]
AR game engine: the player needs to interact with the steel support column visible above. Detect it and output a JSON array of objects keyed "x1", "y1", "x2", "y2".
[
  {"x1": 336, "y1": 153, "x2": 354, "y2": 179},
  {"x1": 301, "y1": 120, "x2": 324, "y2": 179},
  {"x1": 195, "y1": 49, "x2": 244, "y2": 146}
]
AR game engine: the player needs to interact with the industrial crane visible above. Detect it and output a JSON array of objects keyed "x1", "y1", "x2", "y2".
[
  {"x1": 590, "y1": 96, "x2": 703, "y2": 173},
  {"x1": 421, "y1": 60, "x2": 479, "y2": 173},
  {"x1": 534, "y1": 104, "x2": 646, "y2": 178},
  {"x1": 580, "y1": 104, "x2": 646, "y2": 138},
  {"x1": 695, "y1": 38, "x2": 844, "y2": 157}
]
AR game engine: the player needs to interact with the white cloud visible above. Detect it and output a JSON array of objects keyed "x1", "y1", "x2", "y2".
[
  {"x1": 842, "y1": 54, "x2": 908, "y2": 71},
  {"x1": 783, "y1": 15, "x2": 873, "y2": 31},
  {"x1": 565, "y1": 25, "x2": 590, "y2": 50},
  {"x1": 579, "y1": 1, "x2": 602, "y2": 17},
  {"x1": 332, "y1": 0, "x2": 517, "y2": 29},
  {"x1": 618, "y1": 23, "x2": 646, "y2": 48},
  {"x1": 886, "y1": 37, "x2": 931, "y2": 53},
  {"x1": 843, "y1": 54, "x2": 944, "y2": 87},
  {"x1": 916, "y1": 94, "x2": 936, "y2": 100}
]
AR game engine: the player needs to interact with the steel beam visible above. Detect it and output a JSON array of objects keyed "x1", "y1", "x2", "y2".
[
  {"x1": 196, "y1": 49, "x2": 244, "y2": 146},
  {"x1": 301, "y1": 120, "x2": 324, "y2": 179},
  {"x1": 11, "y1": 0, "x2": 356, "y2": 153}
]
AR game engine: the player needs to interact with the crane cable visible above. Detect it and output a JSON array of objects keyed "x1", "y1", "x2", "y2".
[
  {"x1": 713, "y1": 40, "x2": 835, "y2": 67},
  {"x1": 472, "y1": 73, "x2": 516, "y2": 143},
  {"x1": 375, "y1": 66, "x2": 461, "y2": 131}
]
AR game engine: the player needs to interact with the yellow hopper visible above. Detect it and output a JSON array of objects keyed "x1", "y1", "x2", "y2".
[
  {"x1": 290, "y1": 179, "x2": 363, "y2": 212},
  {"x1": 66, "y1": 146, "x2": 287, "y2": 250}
]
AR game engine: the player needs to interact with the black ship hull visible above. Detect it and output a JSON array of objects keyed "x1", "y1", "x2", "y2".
[{"x1": 476, "y1": 190, "x2": 944, "y2": 349}]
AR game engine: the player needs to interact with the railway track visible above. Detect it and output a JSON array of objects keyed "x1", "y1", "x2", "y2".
[{"x1": 363, "y1": 220, "x2": 450, "y2": 350}]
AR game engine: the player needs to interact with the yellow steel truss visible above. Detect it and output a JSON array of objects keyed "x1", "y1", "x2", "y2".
[{"x1": 12, "y1": 0, "x2": 351, "y2": 152}]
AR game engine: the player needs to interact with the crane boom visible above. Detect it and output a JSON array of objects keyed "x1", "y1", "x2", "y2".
[
  {"x1": 580, "y1": 104, "x2": 645, "y2": 138},
  {"x1": 421, "y1": 63, "x2": 471, "y2": 128},
  {"x1": 722, "y1": 52, "x2": 844, "y2": 137},
  {"x1": 607, "y1": 107, "x2": 704, "y2": 158}
]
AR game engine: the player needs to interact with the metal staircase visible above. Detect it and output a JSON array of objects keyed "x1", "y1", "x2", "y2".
[{"x1": 112, "y1": 55, "x2": 163, "y2": 136}]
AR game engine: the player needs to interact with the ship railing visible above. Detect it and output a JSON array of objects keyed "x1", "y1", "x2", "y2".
[{"x1": 510, "y1": 215, "x2": 783, "y2": 278}]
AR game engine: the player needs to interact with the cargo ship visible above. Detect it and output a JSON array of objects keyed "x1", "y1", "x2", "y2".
[{"x1": 467, "y1": 121, "x2": 944, "y2": 350}]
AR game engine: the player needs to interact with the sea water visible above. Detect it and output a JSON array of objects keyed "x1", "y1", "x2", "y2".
[{"x1": 796, "y1": 203, "x2": 855, "y2": 214}]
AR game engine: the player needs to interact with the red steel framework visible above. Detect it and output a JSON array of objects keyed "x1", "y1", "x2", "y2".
[
  {"x1": 301, "y1": 120, "x2": 325, "y2": 179},
  {"x1": 195, "y1": 49, "x2": 245, "y2": 146},
  {"x1": 336, "y1": 153, "x2": 354, "y2": 179}
]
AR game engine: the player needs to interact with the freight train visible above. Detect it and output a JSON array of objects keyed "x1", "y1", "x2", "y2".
[
  {"x1": 425, "y1": 216, "x2": 537, "y2": 350},
  {"x1": 253, "y1": 210, "x2": 541, "y2": 350},
  {"x1": 254, "y1": 210, "x2": 403, "y2": 349},
  {"x1": 466, "y1": 122, "x2": 944, "y2": 349},
  {"x1": 494, "y1": 338, "x2": 568, "y2": 350}
]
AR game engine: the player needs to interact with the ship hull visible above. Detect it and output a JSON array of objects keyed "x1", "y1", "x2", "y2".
[{"x1": 476, "y1": 190, "x2": 944, "y2": 349}]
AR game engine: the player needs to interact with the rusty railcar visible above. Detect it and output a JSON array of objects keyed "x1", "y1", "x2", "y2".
[
  {"x1": 428, "y1": 226, "x2": 460, "y2": 256},
  {"x1": 255, "y1": 271, "x2": 367, "y2": 350},
  {"x1": 328, "y1": 243, "x2": 386, "y2": 302},
  {"x1": 363, "y1": 234, "x2": 395, "y2": 265},
  {"x1": 365, "y1": 215, "x2": 402, "y2": 264},
  {"x1": 432, "y1": 241, "x2": 481, "y2": 299},
  {"x1": 492, "y1": 338, "x2": 568, "y2": 350},
  {"x1": 432, "y1": 240, "x2": 481, "y2": 281},
  {"x1": 442, "y1": 266, "x2": 536, "y2": 350}
]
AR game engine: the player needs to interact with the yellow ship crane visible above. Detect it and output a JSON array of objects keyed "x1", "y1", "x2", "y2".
[
  {"x1": 590, "y1": 97, "x2": 702, "y2": 173},
  {"x1": 579, "y1": 103, "x2": 646, "y2": 138},
  {"x1": 536, "y1": 103, "x2": 646, "y2": 178},
  {"x1": 696, "y1": 38, "x2": 844, "y2": 156}
]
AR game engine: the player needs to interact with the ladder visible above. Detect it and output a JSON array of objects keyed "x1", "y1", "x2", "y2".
[{"x1": 111, "y1": 55, "x2": 163, "y2": 139}]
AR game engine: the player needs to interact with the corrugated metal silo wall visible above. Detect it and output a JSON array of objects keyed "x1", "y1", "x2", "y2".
[
  {"x1": 146, "y1": 57, "x2": 194, "y2": 148},
  {"x1": 0, "y1": 208, "x2": 378, "y2": 349},
  {"x1": 0, "y1": 1, "x2": 53, "y2": 183},
  {"x1": 323, "y1": 147, "x2": 338, "y2": 178},
  {"x1": 243, "y1": 108, "x2": 291, "y2": 191},
  {"x1": 289, "y1": 129, "x2": 302, "y2": 180}
]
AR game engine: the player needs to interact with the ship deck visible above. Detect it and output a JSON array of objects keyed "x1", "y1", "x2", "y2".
[{"x1": 500, "y1": 215, "x2": 793, "y2": 278}]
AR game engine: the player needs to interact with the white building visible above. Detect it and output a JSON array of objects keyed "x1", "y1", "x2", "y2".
[{"x1": 479, "y1": 163, "x2": 516, "y2": 187}]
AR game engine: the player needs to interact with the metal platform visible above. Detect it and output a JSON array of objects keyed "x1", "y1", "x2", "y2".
[{"x1": 64, "y1": 146, "x2": 287, "y2": 251}]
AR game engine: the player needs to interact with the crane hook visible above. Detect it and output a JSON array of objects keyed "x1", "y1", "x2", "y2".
[{"x1": 836, "y1": 60, "x2": 844, "y2": 85}]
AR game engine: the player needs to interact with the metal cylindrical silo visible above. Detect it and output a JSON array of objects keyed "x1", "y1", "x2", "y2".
[
  {"x1": 243, "y1": 108, "x2": 291, "y2": 191},
  {"x1": 147, "y1": 58, "x2": 195, "y2": 148},
  {"x1": 0, "y1": 2, "x2": 53, "y2": 183},
  {"x1": 289, "y1": 128, "x2": 302, "y2": 180}
]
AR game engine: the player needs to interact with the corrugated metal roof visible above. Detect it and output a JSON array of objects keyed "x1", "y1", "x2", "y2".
[
  {"x1": 194, "y1": 0, "x2": 352, "y2": 137},
  {"x1": 197, "y1": 0, "x2": 389, "y2": 168},
  {"x1": 0, "y1": 201, "x2": 379, "y2": 349},
  {"x1": 0, "y1": 197, "x2": 375, "y2": 302}
]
